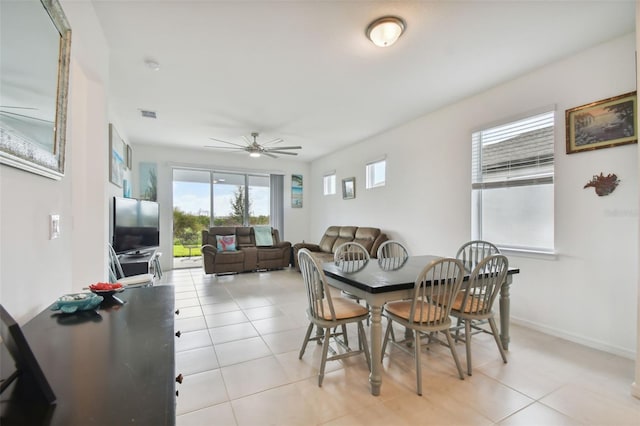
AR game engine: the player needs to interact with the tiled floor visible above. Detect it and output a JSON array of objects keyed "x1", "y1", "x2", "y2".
[{"x1": 165, "y1": 267, "x2": 640, "y2": 426}]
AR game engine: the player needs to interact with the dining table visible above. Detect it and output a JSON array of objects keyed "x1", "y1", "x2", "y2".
[{"x1": 323, "y1": 255, "x2": 520, "y2": 396}]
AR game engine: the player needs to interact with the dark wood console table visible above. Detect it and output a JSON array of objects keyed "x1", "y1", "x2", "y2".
[{"x1": 0, "y1": 286, "x2": 176, "y2": 425}]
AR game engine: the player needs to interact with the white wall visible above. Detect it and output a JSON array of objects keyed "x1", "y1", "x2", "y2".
[
  {"x1": 131, "y1": 144, "x2": 310, "y2": 271},
  {"x1": 309, "y1": 33, "x2": 638, "y2": 358}
]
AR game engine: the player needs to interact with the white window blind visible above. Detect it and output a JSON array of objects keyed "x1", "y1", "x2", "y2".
[{"x1": 472, "y1": 111, "x2": 554, "y2": 189}]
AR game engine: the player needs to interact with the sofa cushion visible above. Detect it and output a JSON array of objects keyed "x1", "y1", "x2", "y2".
[
  {"x1": 318, "y1": 226, "x2": 340, "y2": 253},
  {"x1": 235, "y1": 227, "x2": 254, "y2": 246},
  {"x1": 353, "y1": 227, "x2": 381, "y2": 253},
  {"x1": 216, "y1": 235, "x2": 237, "y2": 251}
]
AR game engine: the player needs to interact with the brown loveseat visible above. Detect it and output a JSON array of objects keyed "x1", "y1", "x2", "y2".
[
  {"x1": 201, "y1": 226, "x2": 291, "y2": 275},
  {"x1": 292, "y1": 226, "x2": 388, "y2": 270}
]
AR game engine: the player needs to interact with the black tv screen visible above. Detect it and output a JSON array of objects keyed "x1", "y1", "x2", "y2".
[{"x1": 113, "y1": 197, "x2": 159, "y2": 254}]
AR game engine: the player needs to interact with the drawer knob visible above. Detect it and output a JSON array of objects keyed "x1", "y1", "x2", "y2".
[
  {"x1": 176, "y1": 390, "x2": 179, "y2": 397},
  {"x1": 176, "y1": 373, "x2": 183, "y2": 384},
  {"x1": 175, "y1": 331, "x2": 181, "y2": 338},
  {"x1": 175, "y1": 309, "x2": 180, "y2": 315}
]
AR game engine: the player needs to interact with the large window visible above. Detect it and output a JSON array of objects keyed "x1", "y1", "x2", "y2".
[
  {"x1": 366, "y1": 159, "x2": 386, "y2": 189},
  {"x1": 471, "y1": 110, "x2": 555, "y2": 252}
]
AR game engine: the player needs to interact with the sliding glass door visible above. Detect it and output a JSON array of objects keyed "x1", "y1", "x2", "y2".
[
  {"x1": 172, "y1": 169, "x2": 211, "y2": 262},
  {"x1": 248, "y1": 174, "x2": 270, "y2": 225},
  {"x1": 172, "y1": 168, "x2": 274, "y2": 266}
]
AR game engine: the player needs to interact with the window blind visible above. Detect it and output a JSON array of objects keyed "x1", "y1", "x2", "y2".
[{"x1": 472, "y1": 111, "x2": 554, "y2": 189}]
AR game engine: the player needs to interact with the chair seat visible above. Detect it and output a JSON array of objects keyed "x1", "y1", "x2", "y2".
[
  {"x1": 443, "y1": 292, "x2": 486, "y2": 313},
  {"x1": 385, "y1": 300, "x2": 445, "y2": 323},
  {"x1": 316, "y1": 297, "x2": 369, "y2": 320},
  {"x1": 118, "y1": 273, "x2": 154, "y2": 287}
]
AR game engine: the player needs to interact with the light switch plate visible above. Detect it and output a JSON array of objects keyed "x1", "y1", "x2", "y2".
[{"x1": 50, "y1": 214, "x2": 60, "y2": 240}]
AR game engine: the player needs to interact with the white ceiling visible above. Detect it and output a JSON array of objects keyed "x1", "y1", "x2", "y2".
[{"x1": 92, "y1": 0, "x2": 635, "y2": 161}]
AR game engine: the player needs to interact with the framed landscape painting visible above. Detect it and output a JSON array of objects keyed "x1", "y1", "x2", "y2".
[{"x1": 566, "y1": 91, "x2": 637, "y2": 154}]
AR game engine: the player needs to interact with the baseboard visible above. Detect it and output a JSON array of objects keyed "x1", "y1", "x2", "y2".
[{"x1": 509, "y1": 316, "x2": 636, "y2": 360}]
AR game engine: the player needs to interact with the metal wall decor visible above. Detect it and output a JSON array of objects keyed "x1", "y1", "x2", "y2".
[{"x1": 584, "y1": 172, "x2": 620, "y2": 196}]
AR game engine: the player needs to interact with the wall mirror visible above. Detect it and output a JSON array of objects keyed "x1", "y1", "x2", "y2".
[{"x1": 0, "y1": 0, "x2": 71, "y2": 180}]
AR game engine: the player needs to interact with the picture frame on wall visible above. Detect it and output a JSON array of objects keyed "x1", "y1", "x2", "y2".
[
  {"x1": 126, "y1": 145, "x2": 132, "y2": 169},
  {"x1": 291, "y1": 174, "x2": 303, "y2": 208},
  {"x1": 342, "y1": 177, "x2": 355, "y2": 200},
  {"x1": 108, "y1": 123, "x2": 125, "y2": 187},
  {"x1": 566, "y1": 91, "x2": 637, "y2": 154}
]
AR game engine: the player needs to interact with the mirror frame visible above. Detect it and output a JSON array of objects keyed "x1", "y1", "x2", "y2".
[{"x1": 0, "y1": 0, "x2": 71, "y2": 180}]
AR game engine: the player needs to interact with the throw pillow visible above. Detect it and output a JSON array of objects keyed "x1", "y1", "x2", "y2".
[{"x1": 216, "y1": 235, "x2": 237, "y2": 252}]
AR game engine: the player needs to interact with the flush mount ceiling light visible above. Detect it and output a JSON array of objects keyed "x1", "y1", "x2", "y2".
[{"x1": 366, "y1": 16, "x2": 406, "y2": 47}]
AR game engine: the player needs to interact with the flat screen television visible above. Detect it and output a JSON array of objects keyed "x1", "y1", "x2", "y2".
[{"x1": 112, "y1": 197, "x2": 159, "y2": 255}]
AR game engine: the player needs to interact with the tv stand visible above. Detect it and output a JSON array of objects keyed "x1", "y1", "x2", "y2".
[
  {"x1": 119, "y1": 248, "x2": 157, "y2": 276},
  {"x1": 125, "y1": 251, "x2": 149, "y2": 258}
]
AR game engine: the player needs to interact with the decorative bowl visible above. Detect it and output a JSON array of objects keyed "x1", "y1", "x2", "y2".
[
  {"x1": 51, "y1": 292, "x2": 103, "y2": 314},
  {"x1": 88, "y1": 282, "x2": 124, "y2": 297}
]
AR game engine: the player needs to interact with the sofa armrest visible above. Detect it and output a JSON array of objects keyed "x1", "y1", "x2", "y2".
[
  {"x1": 201, "y1": 243, "x2": 218, "y2": 254},
  {"x1": 272, "y1": 241, "x2": 292, "y2": 249},
  {"x1": 292, "y1": 243, "x2": 322, "y2": 270},
  {"x1": 293, "y1": 242, "x2": 321, "y2": 252},
  {"x1": 201, "y1": 244, "x2": 218, "y2": 274}
]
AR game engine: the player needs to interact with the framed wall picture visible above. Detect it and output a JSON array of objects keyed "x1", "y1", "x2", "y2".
[
  {"x1": 126, "y1": 144, "x2": 132, "y2": 169},
  {"x1": 139, "y1": 162, "x2": 157, "y2": 201},
  {"x1": 342, "y1": 177, "x2": 355, "y2": 200},
  {"x1": 291, "y1": 174, "x2": 303, "y2": 208},
  {"x1": 108, "y1": 123, "x2": 125, "y2": 187},
  {"x1": 566, "y1": 91, "x2": 637, "y2": 154}
]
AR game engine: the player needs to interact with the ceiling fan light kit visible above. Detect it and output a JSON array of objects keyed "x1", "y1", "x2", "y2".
[
  {"x1": 366, "y1": 16, "x2": 406, "y2": 47},
  {"x1": 205, "y1": 131, "x2": 301, "y2": 159}
]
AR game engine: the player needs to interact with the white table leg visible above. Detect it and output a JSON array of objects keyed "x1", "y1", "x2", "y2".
[
  {"x1": 499, "y1": 275, "x2": 512, "y2": 350},
  {"x1": 369, "y1": 304, "x2": 383, "y2": 396}
]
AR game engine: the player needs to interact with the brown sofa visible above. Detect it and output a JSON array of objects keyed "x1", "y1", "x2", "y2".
[
  {"x1": 292, "y1": 226, "x2": 388, "y2": 270},
  {"x1": 201, "y1": 226, "x2": 291, "y2": 275}
]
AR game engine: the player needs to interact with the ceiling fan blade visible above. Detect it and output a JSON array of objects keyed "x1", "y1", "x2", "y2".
[
  {"x1": 208, "y1": 137, "x2": 247, "y2": 148},
  {"x1": 267, "y1": 146, "x2": 301, "y2": 150},
  {"x1": 261, "y1": 138, "x2": 284, "y2": 146},
  {"x1": 267, "y1": 150, "x2": 298, "y2": 156},
  {"x1": 204, "y1": 145, "x2": 246, "y2": 150},
  {"x1": 0, "y1": 105, "x2": 38, "y2": 110},
  {"x1": 263, "y1": 152, "x2": 278, "y2": 158}
]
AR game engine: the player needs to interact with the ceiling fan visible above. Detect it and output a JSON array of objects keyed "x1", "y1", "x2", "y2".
[{"x1": 205, "y1": 132, "x2": 301, "y2": 158}]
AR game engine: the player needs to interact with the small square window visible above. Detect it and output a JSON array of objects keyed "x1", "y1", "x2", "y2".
[
  {"x1": 323, "y1": 174, "x2": 336, "y2": 195},
  {"x1": 366, "y1": 160, "x2": 386, "y2": 189}
]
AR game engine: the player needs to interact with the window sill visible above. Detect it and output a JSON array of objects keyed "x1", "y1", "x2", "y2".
[{"x1": 498, "y1": 247, "x2": 558, "y2": 261}]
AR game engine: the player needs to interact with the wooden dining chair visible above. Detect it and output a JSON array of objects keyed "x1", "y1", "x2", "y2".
[
  {"x1": 334, "y1": 242, "x2": 371, "y2": 325},
  {"x1": 381, "y1": 257, "x2": 465, "y2": 395},
  {"x1": 297, "y1": 249, "x2": 371, "y2": 386},
  {"x1": 334, "y1": 241, "x2": 370, "y2": 272},
  {"x1": 450, "y1": 254, "x2": 509, "y2": 375},
  {"x1": 376, "y1": 240, "x2": 409, "y2": 270},
  {"x1": 456, "y1": 240, "x2": 500, "y2": 271}
]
